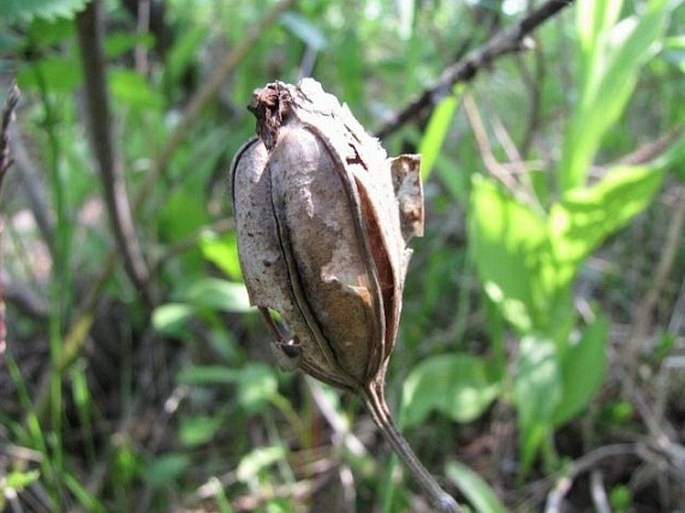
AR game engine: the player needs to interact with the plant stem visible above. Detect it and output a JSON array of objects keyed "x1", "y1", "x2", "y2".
[{"x1": 361, "y1": 382, "x2": 465, "y2": 513}]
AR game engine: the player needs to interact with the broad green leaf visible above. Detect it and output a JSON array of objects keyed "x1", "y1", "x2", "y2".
[
  {"x1": 152, "y1": 303, "x2": 195, "y2": 336},
  {"x1": 109, "y1": 69, "x2": 164, "y2": 109},
  {"x1": 183, "y1": 278, "x2": 252, "y2": 313},
  {"x1": 158, "y1": 191, "x2": 209, "y2": 243},
  {"x1": 550, "y1": 164, "x2": 667, "y2": 283},
  {"x1": 419, "y1": 86, "x2": 463, "y2": 181},
  {"x1": 236, "y1": 446, "x2": 286, "y2": 483},
  {"x1": 514, "y1": 336, "x2": 561, "y2": 471},
  {"x1": 199, "y1": 230, "x2": 242, "y2": 280},
  {"x1": 26, "y1": 15, "x2": 74, "y2": 46},
  {"x1": 445, "y1": 461, "x2": 507, "y2": 513},
  {"x1": 560, "y1": 0, "x2": 671, "y2": 192},
  {"x1": 180, "y1": 415, "x2": 224, "y2": 447},
  {"x1": 2, "y1": 0, "x2": 89, "y2": 21},
  {"x1": 470, "y1": 177, "x2": 548, "y2": 332},
  {"x1": 400, "y1": 353, "x2": 500, "y2": 428},
  {"x1": 16, "y1": 57, "x2": 82, "y2": 92},
  {"x1": 553, "y1": 316, "x2": 609, "y2": 426}
]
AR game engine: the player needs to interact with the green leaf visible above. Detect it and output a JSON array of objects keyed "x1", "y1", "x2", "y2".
[
  {"x1": 236, "y1": 446, "x2": 286, "y2": 483},
  {"x1": 199, "y1": 230, "x2": 242, "y2": 280},
  {"x1": 553, "y1": 316, "x2": 609, "y2": 426},
  {"x1": 2, "y1": 470, "x2": 40, "y2": 490},
  {"x1": 109, "y1": 69, "x2": 164, "y2": 109},
  {"x1": 180, "y1": 415, "x2": 223, "y2": 447},
  {"x1": 576, "y1": 0, "x2": 624, "y2": 55},
  {"x1": 514, "y1": 336, "x2": 561, "y2": 472},
  {"x1": 418, "y1": 85, "x2": 463, "y2": 181},
  {"x1": 550, "y1": 164, "x2": 667, "y2": 282},
  {"x1": 152, "y1": 303, "x2": 195, "y2": 336},
  {"x1": 560, "y1": 0, "x2": 672, "y2": 191},
  {"x1": 26, "y1": 16, "x2": 74, "y2": 46},
  {"x1": 16, "y1": 57, "x2": 82, "y2": 93},
  {"x1": 469, "y1": 177, "x2": 548, "y2": 332},
  {"x1": 400, "y1": 353, "x2": 500, "y2": 428},
  {"x1": 2, "y1": 0, "x2": 89, "y2": 21},
  {"x1": 183, "y1": 278, "x2": 252, "y2": 313},
  {"x1": 445, "y1": 461, "x2": 507, "y2": 513},
  {"x1": 158, "y1": 190, "x2": 209, "y2": 243}
]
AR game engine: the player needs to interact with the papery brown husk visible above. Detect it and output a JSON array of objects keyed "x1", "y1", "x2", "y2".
[{"x1": 231, "y1": 79, "x2": 462, "y2": 513}]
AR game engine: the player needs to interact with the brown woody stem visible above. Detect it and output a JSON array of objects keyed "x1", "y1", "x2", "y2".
[{"x1": 361, "y1": 383, "x2": 464, "y2": 513}]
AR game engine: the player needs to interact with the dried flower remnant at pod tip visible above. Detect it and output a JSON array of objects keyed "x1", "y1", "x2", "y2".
[{"x1": 230, "y1": 78, "x2": 463, "y2": 513}]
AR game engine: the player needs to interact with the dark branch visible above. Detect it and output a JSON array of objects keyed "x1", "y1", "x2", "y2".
[
  {"x1": 0, "y1": 82, "x2": 20, "y2": 353},
  {"x1": 10, "y1": 133, "x2": 55, "y2": 246},
  {"x1": 0, "y1": 82, "x2": 20, "y2": 197},
  {"x1": 374, "y1": 0, "x2": 575, "y2": 139},
  {"x1": 75, "y1": 0, "x2": 155, "y2": 306}
]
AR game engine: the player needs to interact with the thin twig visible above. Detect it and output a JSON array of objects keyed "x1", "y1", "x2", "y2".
[
  {"x1": 589, "y1": 470, "x2": 612, "y2": 513},
  {"x1": 9, "y1": 132, "x2": 54, "y2": 246},
  {"x1": 515, "y1": 39, "x2": 545, "y2": 156},
  {"x1": 75, "y1": 0, "x2": 154, "y2": 305},
  {"x1": 626, "y1": 187, "x2": 685, "y2": 372},
  {"x1": 0, "y1": 82, "x2": 20, "y2": 193},
  {"x1": 462, "y1": 92, "x2": 543, "y2": 211},
  {"x1": 306, "y1": 377, "x2": 367, "y2": 458},
  {"x1": 1, "y1": 82, "x2": 20, "y2": 356},
  {"x1": 1, "y1": 270, "x2": 49, "y2": 319},
  {"x1": 374, "y1": 0, "x2": 575, "y2": 139},
  {"x1": 462, "y1": 93, "x2": 519, "y2": 193},
  {"x1": 544, "y1": 443, "x2": 639, "y2": 513},
  {"x1": 618, "y1": 128, "x2": 684, "y2": 166}
]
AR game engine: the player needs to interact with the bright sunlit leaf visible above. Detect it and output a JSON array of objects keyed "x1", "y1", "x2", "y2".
[
  {"x1": 514, "y1": 336, "x2": 561, "y2": 472},
  {"x1": 183, "y1": 278, "x2": 252, "y2": 313},
  {"x1": 553, "y1": 315, "x2": 609, "y2": 426},
  {"x1": 446, "y1": 461, "x2": 507, "y2": 513},
  {"x1": 418, "y1": 85, "x2": 464, "y2": 181},
  {"x1": 400, "y1": 353, "x2": 500, "y2": 427}
]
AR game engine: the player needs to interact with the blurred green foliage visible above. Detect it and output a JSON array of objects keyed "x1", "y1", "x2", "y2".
[{"x1": 1, "y1": 0, "x2": 685, "y2": 512}]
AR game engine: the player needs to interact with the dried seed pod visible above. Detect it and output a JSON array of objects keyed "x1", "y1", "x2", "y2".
[{"x1": 231, "y1": 79, "x2": 462, "y2": 513}]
